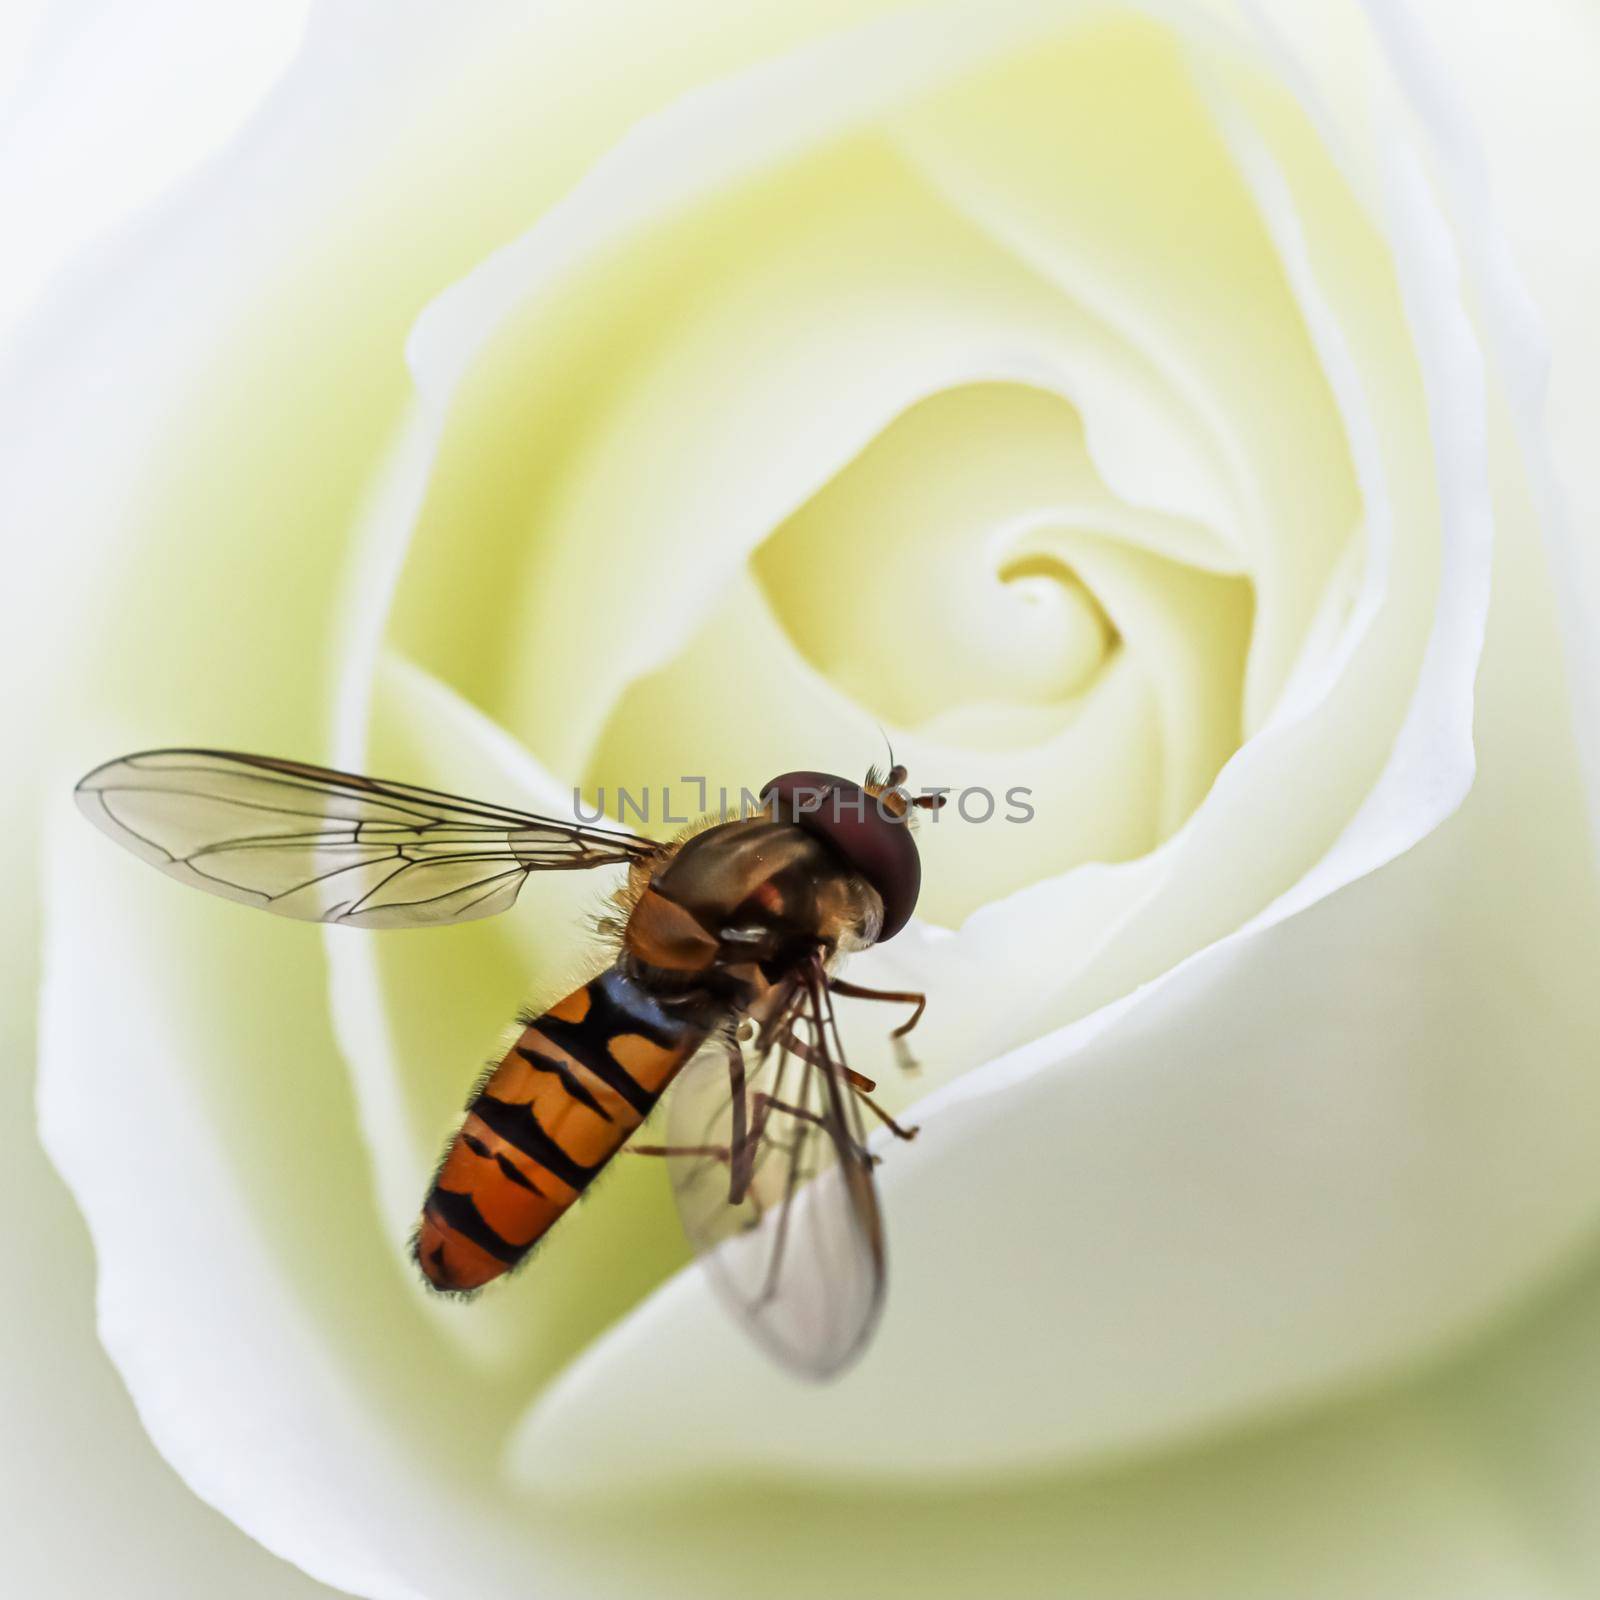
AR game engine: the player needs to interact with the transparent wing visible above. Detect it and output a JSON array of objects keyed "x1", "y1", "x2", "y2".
[
  {"x1": 663, "y1": 961, "x2": 886, "y2": 1379},
  {"x1": 75, "y1": 748, "x2": 656, "y2": 929}
]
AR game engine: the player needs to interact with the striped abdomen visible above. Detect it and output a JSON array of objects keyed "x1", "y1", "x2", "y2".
[{"x1": 416, "y1": 964, "x2": 715, "y2": 1293}]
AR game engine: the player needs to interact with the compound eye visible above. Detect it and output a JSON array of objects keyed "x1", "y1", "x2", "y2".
[{"x1": 759, "y1": 770, "x2": 921, "y2": 942}]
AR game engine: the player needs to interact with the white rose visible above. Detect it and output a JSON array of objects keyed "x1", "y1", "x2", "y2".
[{"x1": 8, "y1": 1, "x2": 1600, "y2": 1596}]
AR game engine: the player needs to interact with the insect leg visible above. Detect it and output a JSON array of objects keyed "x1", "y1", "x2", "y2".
[
  {"x1": 628, "y1": 1143, "x2": 730, "y2": 1160},
  {"x1": 750, "y1": 1092, "x2": 830, "y2": 1133},
  {"x1": 629, "y1": 1040, "x2": 751, "y2": 1189},
  {"x1": 827, "y1": 978, "x2": 926, "y2": 1037},
  {"x1": 827, "y1": 977, "x2": 926, "y2": 1074},
  {"x1": 725, "y1": 1036, "x2": 752, "y2": 1202},
  {"x1": 851, "y1": 1089, "x2": 918, "y2": 1143},
  {"x1": 774, "y1": 1024, "x2": 855, "y2": 1076},
  {"x1": 772, "y1": 1025, "x2": 916, "y2": 1141}
]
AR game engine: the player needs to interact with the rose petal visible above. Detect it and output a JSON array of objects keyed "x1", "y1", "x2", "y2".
[
  {"x1": 531, "y1": 1238, "x2": 1600, "y2": 1600},
  {"x1": 890, "y1": 22, "x2": 1362, "y2": 729},
  {"x1": 394, "y1": 132, "x2": 1237, "y2": 798},
  {"x1": 1368, "y1": 0, "x2": 1600, "y2": 845},
  {"x1": 511, "y1": 383, "x2": 1600, "y2": 1485},
  {"x1": 40, "y1": 807, "x2": 453, "y2": 1599},
  {"x1": 26, "y1": 3, "x2": 1600, "y2": 1599},
  {"x1": 505, "y1": 3, "x2": 1594, "y2": 1489},
  {"x1": 44, "y1": 741, "x2": 1599, "y2": 1600},
  {"x1": 379, "y1": 5, "x2": 1423, "y2": 1061}
]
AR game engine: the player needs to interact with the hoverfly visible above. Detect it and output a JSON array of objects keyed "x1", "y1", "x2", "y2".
[{"x1": 75, "y1": 749, "x2": 942, "y2": 1378}]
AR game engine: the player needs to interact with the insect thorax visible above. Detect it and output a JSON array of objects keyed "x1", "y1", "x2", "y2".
[{"x1": 619, "y1": 817, "x2": 881, "y2": 995}]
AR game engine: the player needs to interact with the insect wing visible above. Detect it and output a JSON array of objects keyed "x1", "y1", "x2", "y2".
[
  {"x1": 75, "y1": 748, "x2": 655, "y2": 929},
  {"x1": 663, "y1": 977, "x2": 886, "y2": 1379}
]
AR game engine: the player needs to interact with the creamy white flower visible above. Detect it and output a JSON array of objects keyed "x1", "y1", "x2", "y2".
[{"x1": 10, "y1": 1, "x2": 1600, "y2": 1597}]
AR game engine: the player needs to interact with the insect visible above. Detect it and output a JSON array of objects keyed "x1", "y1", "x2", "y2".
[{"x1": 75, "y1": 748, "x2": 942, "y2": 1378}]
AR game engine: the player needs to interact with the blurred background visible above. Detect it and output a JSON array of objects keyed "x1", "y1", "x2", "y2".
[{"x1": 1, "y1": 9, "x2": 337, "y2": 1595}]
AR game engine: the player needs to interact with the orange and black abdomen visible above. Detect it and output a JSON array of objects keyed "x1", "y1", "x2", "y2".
[{"x1": 416, "y1": 964, "x2": 714, "y2": 1293}]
